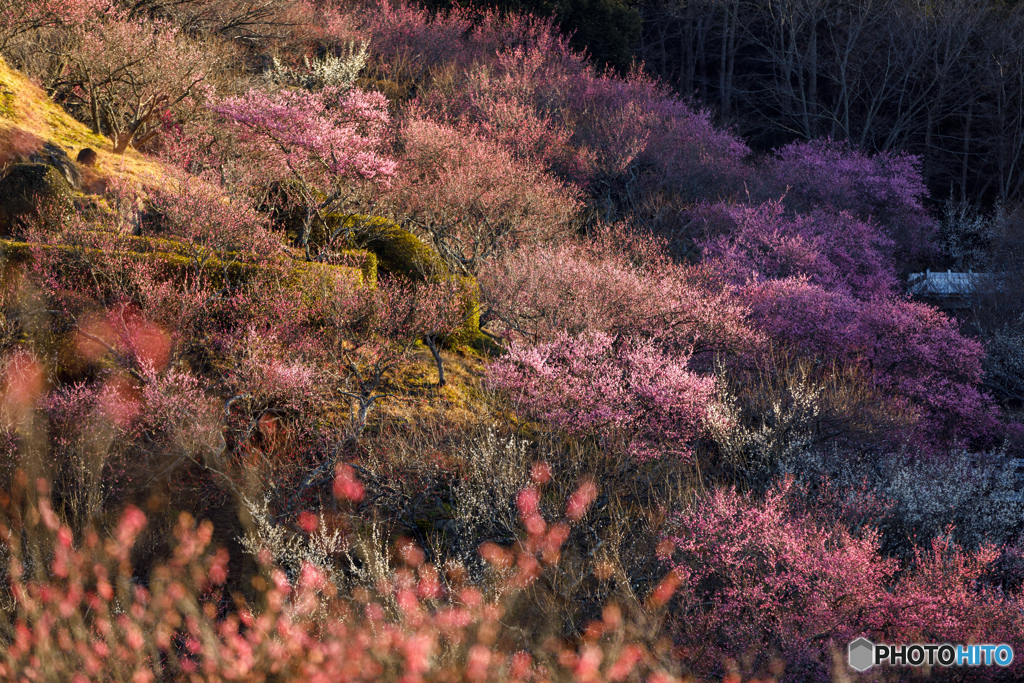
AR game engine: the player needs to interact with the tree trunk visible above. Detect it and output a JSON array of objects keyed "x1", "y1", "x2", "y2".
[{"x1": 425, "y1": 335, "x2": 446, "y2": 388}]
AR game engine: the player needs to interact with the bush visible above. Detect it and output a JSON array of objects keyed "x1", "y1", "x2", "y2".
[
  {"x1": 0, "y1": 470, "x2": 686, "y2": 682},
  {"x1": 488, "y1": 331, "x2": 716, "y2": 461},
  {"x1": 664, "y1": 478, "x2": 1024, "y2": 682},
  {"x1": 347, "y1": 214, "x2": 449, "y2": 281}
]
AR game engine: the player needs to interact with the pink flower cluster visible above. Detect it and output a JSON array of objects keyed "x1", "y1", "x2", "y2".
[
  {"x1": 488, "y1": 332, "x2": 716, "y2": 461},
  {"x1": 663, "y1": 478, "x2": 1024, "y2": 682},
  {"x1": 0, "y1": 470, "x2": 688, "y2": 683},
  {"x1": 211, "y1": 86, "x2": 397, "y2": 205}
]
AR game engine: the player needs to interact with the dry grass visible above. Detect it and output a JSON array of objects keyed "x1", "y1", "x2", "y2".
[
  {"x1": 371, "y1": 344, "x2": 490, "y2": 436},
  {"x1": 0, "y1": 57, "x2": 168, "y2": 191}
]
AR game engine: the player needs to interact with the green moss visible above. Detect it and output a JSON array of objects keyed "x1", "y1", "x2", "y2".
[
  {"x1": 60, "y1": 229, "x2": 379, "y2": 288},
  {"x1": 344, "y1": 214, "x2": 449, "y2": 281},
  {"x1": 332, "y1": 248, "x2": 378, "y2": 288},
  {"x1": 0, "y1": 164, "x2": 73, "y2": 234},
  {"x1": 444, "y1": 275, "x2": 484, "y2": 348},
  {"x1": 0, "y1": 239, "x2": 364, "y2": 292},
  {"x1": 0, "y1": 88, "x2": 14, "y2": 119}
]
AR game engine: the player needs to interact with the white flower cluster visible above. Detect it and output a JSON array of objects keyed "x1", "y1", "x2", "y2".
[
  {"x1": 264, "y1": 42, "x2": 369, "y2": 92},
  {"x1": 448, "y1": 429, "x2": 532, "y2": 571},
  {"x1": 786, "y1": 447, "x2": 1024, "y2": 557},
  {"x1": 239, "y1": 494, "x2": 346, "y2": 582}
]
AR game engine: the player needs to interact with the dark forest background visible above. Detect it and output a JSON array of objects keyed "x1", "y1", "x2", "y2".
[{"x1": 435, "y1": 0, "x2": 1024, "y2": 210}]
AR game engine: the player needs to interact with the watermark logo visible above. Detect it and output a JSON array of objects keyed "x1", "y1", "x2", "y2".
[{"x1": 848, "y1": 638, "x2": 1013, "y2": 671}]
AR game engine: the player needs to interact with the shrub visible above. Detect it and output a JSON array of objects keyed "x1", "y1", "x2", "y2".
[
  {"x1": 760, "y1": 138, "x2": 936, "y2": 265},
  {"x1": 0, "y1": 469, "x2": 686, "y2": 682},
  {"x1": 488, "y1": 331, "x2": 716, "y2": 462},
  {"x1": 340, "y1": 215, "x2": 480, "y2": 346},
  {"x1": 980, "y1": 318, "x2": 1024, "y2": 407}
]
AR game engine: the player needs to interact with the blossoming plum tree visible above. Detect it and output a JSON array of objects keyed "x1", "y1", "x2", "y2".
[
  {"x1": 488, "y1": 332, "x2": 716, "y2": 461},
  {"x1": 0, "y1": 0, "x2": 106, "y2": 50},
  {"x1": 380, "y1": 115, "x2": 581, "y2": 276},
  {"x1": 692, "y1": 200, "x2": 897, "y2": 299},
  {"x1": 663, "y1": 478, "x2": 1024, "y2": 682},
  {"x1": 212, "y1": 85, "x2": 397, "y2": 253},
  {"x1": 761, "y1": 138, "x2": 936, "y2": 263}
]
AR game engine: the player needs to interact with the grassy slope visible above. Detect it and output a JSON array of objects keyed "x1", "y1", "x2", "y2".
[
  {"x1": 0, "y1": 57, "x2": 490, "y2": 440},
  {"x1": 0, "y1": 56, "x2": 166, "y2": 190}
]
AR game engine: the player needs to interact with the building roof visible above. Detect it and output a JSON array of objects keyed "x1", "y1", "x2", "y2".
[{"x1": 907, "y1": 270, "x2": 992, "y2": 298}]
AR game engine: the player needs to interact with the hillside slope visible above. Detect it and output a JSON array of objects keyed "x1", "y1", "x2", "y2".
[{"x1": 0, "y1": 57, "x2": 166, "y2": 191}]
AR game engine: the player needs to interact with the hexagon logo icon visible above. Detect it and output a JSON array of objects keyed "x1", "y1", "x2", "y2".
[{"x1": 848, "y1": 638, "x2": 875, "y2": 672}]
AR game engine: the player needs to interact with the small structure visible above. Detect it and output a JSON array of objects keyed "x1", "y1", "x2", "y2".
[{"x1": 907, "y1": 269, "x2": 995, "y2": 308}]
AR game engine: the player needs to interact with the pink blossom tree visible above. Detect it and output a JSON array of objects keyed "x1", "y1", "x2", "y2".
[
  {"x1": 211, "y1": 86, "x2": 397, "y2": 253},
  {"x1": 663, "y1": 478, "x2": 1024, "y2": 682},
  {"x1": 479, "y1": 223, "x2": 758, "y2": 358},
  {"x1": 379, "y1": 115, "x2": 581, "y2": 276},
  {"x1": 663, "y1": 479, "x2": 899, "y2": 681},
  {"x1": 487, "y1": 331, "x2": 716, "y2": 461},
  {"x1": 57, "y1": 12, "x2": 212, "y2": 153},
  {"x1": 0, "y1": 0, "x2": 106, "y2": 51},
  {"x1": 415, "y1": 36, "x2": 750, "y2": 199}
]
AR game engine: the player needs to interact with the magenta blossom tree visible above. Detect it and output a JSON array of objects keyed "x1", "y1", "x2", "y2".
[
  {"x1": 761, "y1": 138, "x2": 936, "y2": 263},
  {"x1": 743, "y1": 277, "x2": 998, "y2": 447},
  {"x1": 692, "y1": 200, "x2": 898, "y2": 299}
]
